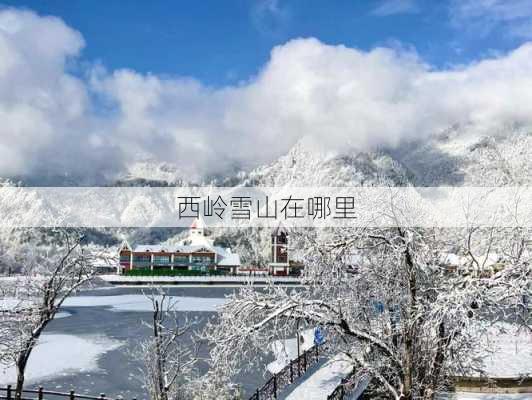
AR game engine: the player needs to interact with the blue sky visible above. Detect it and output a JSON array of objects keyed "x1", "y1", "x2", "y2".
[
  {"x1": 1, "y1": 0, "x2": 532, "y2": 182},
  {"x1": 1, "y1": 0, "x2": 530, "y2": 86}
]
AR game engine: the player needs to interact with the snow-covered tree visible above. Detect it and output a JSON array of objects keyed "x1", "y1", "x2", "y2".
[
  {"x1": 0, "y1": 228, "x2": 106, "y2": 399},
  {"x1": 131, "y1": 290, "x2": 240, "y2": 400},
  {"x1": 204, "y1": 218, "x2": 531, "y2": 399},
  {"x1": 131, "y1": 292, "x2": 198, "y2": 400}
]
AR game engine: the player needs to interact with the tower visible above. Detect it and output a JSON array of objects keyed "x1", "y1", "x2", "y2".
[
  {"x1": 118, "y1": 239, "x2": 132, "y2": 274},
  {"x1": 269, "y1": 224, "x2": 289, "y2": 276},
  {"x1": 190, "y1": 216, "x2": 206, "y2": 237}
]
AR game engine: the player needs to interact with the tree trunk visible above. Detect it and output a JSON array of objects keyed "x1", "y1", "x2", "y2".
[{"x1": 15, "y1": 353, "x2": 29, "y2": 400}]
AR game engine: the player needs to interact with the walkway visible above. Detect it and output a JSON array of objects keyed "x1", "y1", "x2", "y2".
[{"x1": 282, "y1": 354, "x2": 352, "y2": 400}]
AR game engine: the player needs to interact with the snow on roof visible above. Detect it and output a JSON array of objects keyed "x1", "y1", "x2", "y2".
[
  {"x1": 440, "y1": 253, "x2": 464, "y2": 266},
  {"x1": 272, "y1": 222, "x2": 288, "y2": 237},
  {"x1": 190, "y1": 216, "x2": 206, "y2": 230},
  {"x1": 218, "y1": 253, "x2": 241, "y2": 266},
  {"x1": 132, "y1": 243, "x2": 240, "y2": 262}
]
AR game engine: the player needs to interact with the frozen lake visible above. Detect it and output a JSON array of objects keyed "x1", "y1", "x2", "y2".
[{"x1": 0, "y1": 285, "x2": 269, "y2": 399}]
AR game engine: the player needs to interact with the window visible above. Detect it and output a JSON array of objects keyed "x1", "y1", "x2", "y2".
[
  {"x1": 153, "y1": 255, "x2": 171, "y2": 264},
  {"x1": 133, "y1": 255, "x2": 151, "y2": 266},
  {"x1": 174, "y1": 255, "x2": 189, "y2": 265},
  {"x1": 191, "y1": 256, "x2": 213, "y2": 265}
]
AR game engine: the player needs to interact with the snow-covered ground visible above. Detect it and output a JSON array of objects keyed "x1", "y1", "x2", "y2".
[
  {"x1": 438, "y1": 393, "x2": 532, "y2": 400},
  {"x1": 283, "y1": 354, "x2": 353, "y2": 400},
  {"x1": 0, "y1": 334, "x2": 122, "y2": 385},
  {"x1": 267, "y1": 329, "x2": 315, "y2": 374},
  {"x1": 62, "y1": 294, "x2": 226, "y2": 312}
]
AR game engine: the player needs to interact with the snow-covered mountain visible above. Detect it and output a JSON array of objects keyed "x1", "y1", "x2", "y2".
[
  {"x1": 239, "y1": 139, "x2": 411, "y2": 187},
  {"x1": 1, "y1": 127, "x2": 530, "y2": 265},
  {"x1": 391, "y1": 126, "x2": 532, "y2": 186}
]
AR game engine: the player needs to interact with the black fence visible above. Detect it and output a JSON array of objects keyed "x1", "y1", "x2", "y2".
[
  {"x1": 248, "y1": 345, "x2": 322, "y2": 400},
  {"x1": 0, "y1": 386, "x2": 129, "y2": 400}
]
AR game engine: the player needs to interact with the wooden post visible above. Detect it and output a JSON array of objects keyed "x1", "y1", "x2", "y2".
[
  {"x1": 7, "y1": 385, "x2": 12, "y2": 400},
  {"x1": 273, "y1": 374, "x2": 277, "y2": 399},
  {"x1": 304, "y1": 351, "x2": 307, "y2": 371},
  {"x1": 70, "y1": 389, "x2": 75, "y2": 400},
  {"x1": 38, "y1": 386, "x2": 43, "y2": 400},
  {"x1": 256, "y1": 388, "x2": 259, "y2": 400}
]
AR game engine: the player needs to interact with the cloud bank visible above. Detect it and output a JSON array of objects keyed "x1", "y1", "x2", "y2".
[{"x1": 1, "y1": 8, "x2": 532, "y2": 183}]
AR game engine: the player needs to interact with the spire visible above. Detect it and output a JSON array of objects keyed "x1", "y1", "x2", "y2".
[
  {"x1": 190, "y1": 216, "x2": 206, "y2": 236},
  {"x1": 272, "y1": 222, "x2": 288, "y2": 237},
  {"x1": 119, "y1": 239, "x2": 132, "y2": 252}
]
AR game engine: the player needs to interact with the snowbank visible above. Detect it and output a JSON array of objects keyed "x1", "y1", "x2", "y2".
[
  {"x1": 0, "y1": 334, "x2": 122, "y2": 385},
  {"x1": 0, "y1": 298, "x2": 70, "y2": 318},
  {"x1": 438, "y1": 393, "x2": 532, "y2": 400},
  {"x1": 267, "y1": 329, "x2": 315, "y2": 374}
]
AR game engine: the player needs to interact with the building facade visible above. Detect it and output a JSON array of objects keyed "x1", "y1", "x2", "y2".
[{"x1": 118, "y1": 218, "x2": 241, "y2": 274}]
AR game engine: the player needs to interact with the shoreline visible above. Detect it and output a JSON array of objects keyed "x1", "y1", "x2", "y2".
[{"x1": 97, "y1": 274, "x2": 302, "y2": 286}]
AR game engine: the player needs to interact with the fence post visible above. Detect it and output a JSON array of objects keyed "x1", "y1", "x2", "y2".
[
  {"x1": 70, "y1": 389, "x2": 75, "y2": 400},
  {"x1": 303, "y1": 351, "x2": 307, "y2": 371},
  {"x1": 256, "y1": 388, "x2": 259, "y2": 400},
  {"x1": 38, "y1": 386, "x2": 43, "y2": 400},
  {"x1": 315, "y1": 345, "x2": 319, "y2": 360},
  {"x1": 6, "y1": 385, "x2": 11, "y2": 400},
  {"x1": 290, "y1": 360, "x2": 293, "y2": 383},
  {"x1": 273, "y1": 374, "x2": 277, "y2": 399}
]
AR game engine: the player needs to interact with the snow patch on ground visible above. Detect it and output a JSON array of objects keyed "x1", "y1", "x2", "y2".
[
  {"x1": 62, "y1": 294, "x2": 226, "y2": 312},
  {"x1": 267, "y1": 329, "x2": 315, "y2": 374},
  {"x1": 438, "y1": 393, "x2": 532, "y2": 400},
  {"x1": 0, "y1": 334, "x2": 122, "y2": 385}
]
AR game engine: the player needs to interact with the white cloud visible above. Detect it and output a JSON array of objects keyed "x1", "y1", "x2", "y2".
[
  {"x1": 2, "y1": 8, "x2": 532, "y2": 183},
  {"x1": 371, "y1": 0, "x2": 418, "y2": 17},
  {"x1": 450, "y1": 0, "x2": 532, "y2": 38},
  {"x1": 0, "y1": 8, "x2": 120, "y2": 182}
]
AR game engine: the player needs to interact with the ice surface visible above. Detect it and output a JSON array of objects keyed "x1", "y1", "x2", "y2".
[{"x1": 0, "y1": 334, "x2": 122, "y2": 385}]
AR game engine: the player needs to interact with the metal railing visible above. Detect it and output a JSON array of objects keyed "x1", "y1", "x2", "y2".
[
  {"x1": 248, "y1": 344, "x2": 322, "y2": 400},
  {"x1": 0, "y1": 386, "x2": 132, "y2": 400}
]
